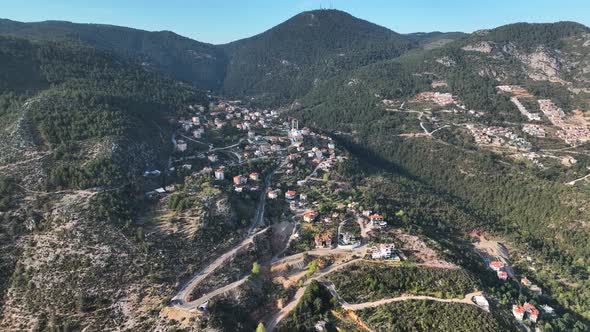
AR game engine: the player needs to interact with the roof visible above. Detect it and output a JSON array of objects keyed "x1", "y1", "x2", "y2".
[
  {"x1": 489, "y1": 261, "x2": 504, "y2": 268},
  {"x1": 513, "y1": 305, "x2": 525, "y2": 314},
  {"x1": 369, "y1": 214, "x2": 383, "y2": 219},
  {"x1": 286, "y1": 190, "x2": 297, "y2": 195}
]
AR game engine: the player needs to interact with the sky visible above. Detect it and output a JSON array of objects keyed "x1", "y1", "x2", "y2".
[{"x1": 2, "y1": 0, "x2": 590, "y2": 44}]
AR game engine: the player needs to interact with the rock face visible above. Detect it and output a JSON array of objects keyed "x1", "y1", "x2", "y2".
[
  {"x1": 517, "y1": 47, "x2": 564, "y2": 81},
  {"x1": 462, "y1": 41, "x2": 496, "y2": 54}
]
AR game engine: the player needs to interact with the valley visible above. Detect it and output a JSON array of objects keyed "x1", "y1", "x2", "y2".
[{"x1": 0, "y1": 7, "x2": 590, "y2": 332}]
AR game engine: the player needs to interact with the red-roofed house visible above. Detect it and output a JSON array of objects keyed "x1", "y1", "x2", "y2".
[
  {"x1": 233, "y1": 175, "x2": 247, "y2": 185},
  {"x1": 214, "y1": 169, "x2": 225, "y2": 180},
  {"x1": 369, "y1": 214, "x2": 384, "y2": 225},
  {"x1": 285, "y1": 190, "x2": 297, "y2": 200},
  {"x1": 489, "y1": 261, "x2": 504, "y2": 271},
  {"x1": 512, "y1": 305, "x2": 525, "y2": 321},
  {"x1": 497, "y1": 271, "x2": 508, "y2": 280},
  {"x1": 249, "y1": 172, "x2": 259, "y2": 181},
  {"x1": 521, "y1": 277, "x2": 532, "y2": 286},
  {"x1": 304, "y1": 211, "x2": 319, "y2": 222}
]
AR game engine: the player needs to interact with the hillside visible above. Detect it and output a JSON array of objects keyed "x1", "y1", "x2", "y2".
[
  {"x1": 295, "y1": 21, "x2": 590, "y2": 329},
  {"x1": 0, "y1": 19, "x2": 228, "y2": 90},
  {"x1": 221, "y1": 9, "x2": 417, "y2": 103},
  {"x1": 0, "y1": 35, "x2": 231, "y2": 331}
]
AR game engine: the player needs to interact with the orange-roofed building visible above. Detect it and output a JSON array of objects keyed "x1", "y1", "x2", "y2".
[
  {"x1": 369, "y1": 214, "x2": 384, "y2": 225},
  {"x1": 489, "y1": 261, "x2": 504, "y2": 271},
  {"x1": 512, "y1": 305, "x2": 525, "y2": 321},
  {"x1": 304, "y1": 211, "x2": 318, "y2": 222},
  {"x1": 521, "y1": 277, "x2": 532, "y2": 286},
  {"x1": 497, "y1": 271, "x2": 508, "y2": 280},
  {"x1": 285, "y1": 190, "x2": 297, "y2": 200},
  {"x1": 249, "y1": 172, "x2": 259, "y2": 181}
]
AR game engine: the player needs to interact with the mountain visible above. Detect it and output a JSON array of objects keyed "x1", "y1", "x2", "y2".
[
  {"x1": 0, "y1": 10, "x2": 419, "y2": 105},
  {"x1": 0, "y1": 18, "x2": 228, "y2": 90},
  {"x1": 221, "y1": 9, "x2": 417, "y2": 103}
]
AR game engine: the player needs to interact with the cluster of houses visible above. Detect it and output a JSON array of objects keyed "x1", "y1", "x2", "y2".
[
  {"x1": 467, "y1": 124, "x2": 532, "y2": 151},
  {"x1": 510, "y1": 96, "x2": 542, "y2": 121},
  {"x1": 512, "y1": 303, "x2": 539, "y2": 323},
  {"x1": 412, "y1": 91, "x2": 456, "y2": 106},
  {"x1": 522, "y1": 124, "x2": 546, "y2": 138},
  {"x1": 538, "y1": 99, "x2": 590, "y2": 146},
  {"x1": 489, "y1": 260, "x2": 509, "y2": 281},
  {"x1": 212, "y1": 169, "x2": 260, "y2": 193},
  {"x1": 488, "y1": 260, "x2": 553, "y2": 324}
]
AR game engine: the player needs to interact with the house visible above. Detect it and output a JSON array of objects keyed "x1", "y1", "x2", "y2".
[
  {"x1": 371, "y1": 244, "x2": 397, "y2": 260},
  {"x1": 513, "y1": 303, "x2": 540, "y2": 322},
  {"x1": 176, "y1": 140, "x2": 187, "y2": 152},
  {"x1": 304, "y1": 211, "x2": 319, "y2": 222},
  {"x1": 249, "y1": 172, "x2": 259, "y2": 181},
  {"x1": 191, "y1": 116, "x2": 200, "y2": 125},
  {"x1": 369, "y1": 214, "x2": 387, "y2": 227},
  {"x1": 489, "y1": 261, "x2": 504, "y2": 272},
  {"x1": 300, "y1": 193, "x2": 308, "y2": 201},
  {"x1": 314, "y1": 320, "x2": 327, "y2": 331},
  {"x1": 267, "y1": 190, "x2": 279, "y2": 199},
  {"x1": 208, "y1": 154, "x2": 218, "y2": 162},
  {"x1": 512, "y1": 305, "x2": 525, "y2": 321},
  {"x1": 165, "y1": 185, "x2": 176, "y2": 192},
  {"x1": 339, "y1": 232, "x2": 360, "y2": 246},
  {"x1": 328, "y1": 143, "x2": 335, "y2": 150},
  {"x1": 523, "y1": 303, "x2": 539, "y2": 323},
  {"x1": 473, "y1": 296, "x2": 490, "y2": 312},
  {"x1": 235, "y1": 186, "x2": 244, "y2": 193},
  {"x1": 143, "y1": 170, "x2": 161, "y2": 177},
  {"x1": 497, "y1": 271, "x2": 508, "y2": 280},
  {"x1": 285, "y1": 190, "x2": 297, "y2": 200},
  {"x1": 214, "y1": 169, "x2": 225, "y2": 180},
  {"x1": 521, "y1": 277, "x2": 532, "y2": 286},
  {"x1": 541, "y1": 305, "x2": 555, "y2": 315},
  {"x1": 297, "y1": 180, "x2": 306, "y2": 186},
  {"x1": 233, "y1": 175, "x2": 247, "y2": 185},
  {"x1": 314, "y1": 234, "x2": 332, "y2": 248}
]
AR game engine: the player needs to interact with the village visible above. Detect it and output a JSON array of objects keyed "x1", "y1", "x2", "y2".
[
  {"x1": 136, "y1": 94, "x2": 570, "y2": 331},
  {"x1": 139, "y1": 97, "x2": 521, "y2": 331}
]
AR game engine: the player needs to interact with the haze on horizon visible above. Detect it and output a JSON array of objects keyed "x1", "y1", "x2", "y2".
[{"x1": 2, "y1": 0, "x2": 590, "y2": 44}]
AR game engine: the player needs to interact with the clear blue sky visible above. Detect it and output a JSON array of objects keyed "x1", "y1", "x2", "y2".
[{"x1": 2, "y1": 0, "x2": 589, "y2": 44}]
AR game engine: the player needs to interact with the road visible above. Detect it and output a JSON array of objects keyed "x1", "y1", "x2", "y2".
[
  {"x1": 170, "y1": 149, "x2": 290, "y2": 310},
  {"x1": 340, "y1": 291, "x2": 483, "y2": 311},
  {"x1": 171, "y1": 227, "x2": 268, "y2": 308},
  {"x1": 265, "y1": 258, "x2": 362, "y2": 331}
]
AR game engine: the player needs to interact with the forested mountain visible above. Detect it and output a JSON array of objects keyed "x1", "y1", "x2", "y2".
[
  {"x1": 0, "y1": 18, "x2": 228, "y2": 90},
  {"x1": 221, "y1": 9, "x2": 417, "y2": 103},
  {"x1": 0, "y1": 10, "x2": 422, "y2": 104}
]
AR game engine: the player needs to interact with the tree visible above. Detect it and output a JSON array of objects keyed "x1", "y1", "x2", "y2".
[
  {"x1": 252, "y1": 261, "x2": 261, "y2": 275},
  {"x1": 256, "y1": 322, "x2": 266, "y2": 332}
]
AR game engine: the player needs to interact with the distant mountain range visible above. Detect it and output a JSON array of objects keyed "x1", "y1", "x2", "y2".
[{"x1": 0, "y1": 10, "x2": 466, "y2": 103}]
